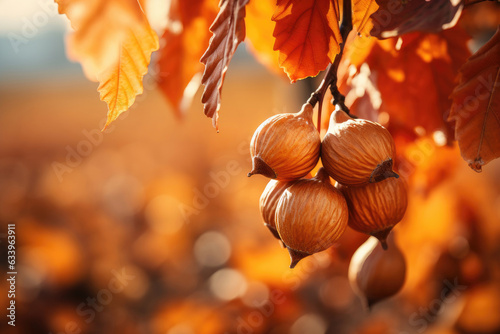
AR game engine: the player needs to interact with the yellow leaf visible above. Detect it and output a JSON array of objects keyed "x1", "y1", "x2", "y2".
[
  {"x1": 245, "y1": 0, "x2": 283, "y2": 77},
  {"x1": 352, "y1": 0, "x2": 378, "y2": 37},
  {"x1": 56, "y1": 0, "x2": 159, "y2": 128}
]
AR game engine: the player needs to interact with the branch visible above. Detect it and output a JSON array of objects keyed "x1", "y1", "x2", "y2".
[{"x1": 307, "y1": 0, "x2": 353, "y2": 132}]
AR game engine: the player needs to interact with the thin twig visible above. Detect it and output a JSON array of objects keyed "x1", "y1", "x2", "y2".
[
  {"x1": 307, "y1": 63, "x2": 337, "y2": 133},
  {"x1": 307, "y1": 0, "x2": 353, "y2": 132}
]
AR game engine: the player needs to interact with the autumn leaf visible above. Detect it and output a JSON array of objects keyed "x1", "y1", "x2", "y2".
[
  {"x1": 272, "y1": 0, "x2": 342, "y2": 82},
  {"x1": 157, "y1": 0, "x2": 218, "y2": 117},
  {"x1": 200, "y1": 0, "x2": 249, "y2": 130},
  {"x1": 56, "y1": 0, "x2": 159, "y2": 128},
  {"x1": 449, "y1": 27, "x2": 500, "y2": 172},
  {"x1": 370, "y1": 0, "x2": 463, "y2": 39},
  {"x1": 341, "y1": 26, "x2": 470, "y2": 143},
  {"x1": 245, "y1": 0, "x2": 283, "y2": 77},
  {"x1": 353, "y1": 0, "x2": 379, "y2": 37}
]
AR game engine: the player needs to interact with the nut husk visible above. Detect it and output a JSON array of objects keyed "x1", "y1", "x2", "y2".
[
  {"x1": 275, "y1": 168, "x2": 348, "y2": 268},
  {"x1": 321, "y1": 108, "x2": 398, "y2": 186},
  {"x1": 338, "y1": 176, "x2": 408, "y2": 249},
  {"x1": 248, "y1": 103, "x2": 320, "y2": 181},
  {"x1": 349, "y1": 235, "x2": 407, "y2": 308}
]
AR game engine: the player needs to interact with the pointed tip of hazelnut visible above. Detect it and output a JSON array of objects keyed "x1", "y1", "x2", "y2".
[
  {"x1": 248, "y1": 156, "x2": 277, "y2": 179},
  {"x1": 332, "y1": 107, "x2": 353, "y2": 125},
  {"x1": 287, "y1": 247, "x2": 311, "y2": 268},
  {"x1": 298, "y1": 103, "x2": 314, "y2": 120},
  {"x1": 370, "y1": 159, "x2": 399, "y2": 183},
  {"x1": 371, "y1": 227, "x2": 393, "y2": 250}
]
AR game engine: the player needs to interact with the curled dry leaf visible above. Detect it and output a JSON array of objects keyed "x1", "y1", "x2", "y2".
[
  {"x1": 272, "y1": 0, "x2": 342, "y2": 82},
  {"x1": 449, "y1": 27, "x2": 500, "y2": 172},
  {"x1": 370, "y1": 0, "x2": 464, "y2": 39},
  {"x1": 200, "y1": 0, "x2": 249, "y2": 130},
  {"x1": 56, "y1": 0, "x2": 159, "y2": 128},
  {"x1": 157, "y1": 0, "x2": 218, "y2": 117}
]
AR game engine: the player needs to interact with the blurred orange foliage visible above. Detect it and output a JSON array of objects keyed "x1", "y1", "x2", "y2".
[{"x1": 1, "y1": 2, "x2": 500, "y2": 334}]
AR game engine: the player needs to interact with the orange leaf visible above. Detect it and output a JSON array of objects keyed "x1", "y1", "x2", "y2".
[
  {"x1": 157, "y1": 0, "x2": 218, "y2": 117},
  {"x1": 272, "y1": 0, "x2": 342, "y2": 82},
  {"x1": 56, "y1": 0, "x2": 159, "y2": 128},
  {"x1": 449, "y1": 27, "x2": 500, "y2": 172},
  {"x1": 245, "y1": 0, "x2": 283, "y2": 76},
  {"x1": 341, "y1": 26, "x2": 470, "y2": 143},
  {"x1": 353, "y1": 0, "x2": 378, "y2": 37},
  {"x1": 200, "y1": 0, "x2": 249, "y2": 130}
]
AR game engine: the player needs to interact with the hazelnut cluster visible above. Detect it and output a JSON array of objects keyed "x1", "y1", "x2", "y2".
[{"x1": 249, "y1": 103, "x2": 408, "y2": 269}]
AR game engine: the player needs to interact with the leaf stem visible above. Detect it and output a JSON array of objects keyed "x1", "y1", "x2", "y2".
[{"x1": 307, "y1": 0, "x2": 353, "y2": 132}]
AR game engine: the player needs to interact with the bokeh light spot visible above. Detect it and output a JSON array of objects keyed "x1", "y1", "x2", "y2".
[
  {"x1": 290, "y1": 313, "x2": 327, "y2": 334},
  {"x1": 209, "y1": 268, "x2": 247, "y2": 301},
  {"x1": 241, "y1": 281, "x2": 270, "y2": 308},
  {"x1": 145, "y1": 194, "x2": 184, "y2": 235},
  {"x1": 194, "y1": 231, "x2": 231, "y2": 267}
]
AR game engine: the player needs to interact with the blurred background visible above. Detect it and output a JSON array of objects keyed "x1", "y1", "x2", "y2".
[{"x1": 1, "y1": 1, "x2": 500, "y2": 334}]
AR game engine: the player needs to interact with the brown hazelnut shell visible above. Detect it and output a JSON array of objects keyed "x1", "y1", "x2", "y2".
[
  {"x1": 259, "y1": 179, "x2": 296, "y2": 244},
  {"x1": 321, "y1": 109, "x2": 398, "y2": 186},
  {"x1": 275, "y1": 168, "x2": 348, "y2": 268},
  {"x1": 338, "y1": 176, "x2": 408, "y2": 249},
  {"x1": 248, "y1": 103, "x2": 320, "y2": 181},
  {"x1": 349, "y1": 235, "x2": 406, "y2": 308}
]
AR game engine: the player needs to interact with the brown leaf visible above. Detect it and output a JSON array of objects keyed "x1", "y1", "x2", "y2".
[
  {"x1": 157, "y1": 0, "x2": 218, "y2": 117},
  {"x1": 353, "y1": 0, "x2": 379, "y2": 37},
  {"x1": 460, "y1": 2, "x2": 500, "y2": 37},
  {"x1": 272, "y1": 0, "x2": 342, "y2": 82},
  {"x1": 370, "y1": 0, "x2": 463, "y2": 39},
  {"x1": 200, "y1": 0, "x2": 249, "y2": 130},
  {"x1": 56, "y1": 0, "x2": 159, "y2": 128},
  {"x1": 449, "y1": 27, "x2": 500, "y2": 172}
]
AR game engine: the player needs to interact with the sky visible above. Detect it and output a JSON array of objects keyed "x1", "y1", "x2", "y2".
[{"x1": 0, "y1": 0, "x2": 67, "y2": 33}]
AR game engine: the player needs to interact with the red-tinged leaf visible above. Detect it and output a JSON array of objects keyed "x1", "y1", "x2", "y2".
[
  {"x1": 370, "y1": 0, "x2": 463, "y2": 39},
  {"x1": 272, "y1": 0, "x2": 342, "y2": 82},
  {"x1": 449, "y1": 27, "x2": 500, "y2": 172},
  {"x1": 200, "y1": 0, "x2": 249, "y2": 130},
  {"x1": 353, "y1": 0, "x2": 379, "y2": 37},
  {"x1": 340, "y1": 26, "x2": 471, "y2": 143},
  {"x1": 56, "y1": 0, "x2": 159, "y2": 128},
  {"x1": 157, "y1": 0, "x2": 218, "y2": 117}
]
